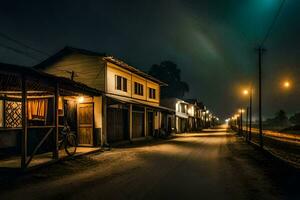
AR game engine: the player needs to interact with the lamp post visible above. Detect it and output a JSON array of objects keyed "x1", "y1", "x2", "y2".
[
  {"x1": 242, "y1": 88, "x2": 253, "y2": 141},
  {"x1": 238, "y1": 109, "x2": 245, "y2": 135}
]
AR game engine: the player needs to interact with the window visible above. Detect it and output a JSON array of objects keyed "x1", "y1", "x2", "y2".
[
  {"x1": 123, "y1": 78, "x2": 127, "y2": 92},
  {"x1": 27, "y1": 99, "x2": 48, "y2": 121},
  {"x1": 4, "y1": 101, "x2": 22, "y2": 128},
  {"x1": 134, "y1": 82, "x2": 144, "y2": 96},
  {"x1": 115, "y1": 75, "x2": 127, "y2": 92},
  {"x1": 149, "y1": 88, "x2": 156, "y2": 99}
]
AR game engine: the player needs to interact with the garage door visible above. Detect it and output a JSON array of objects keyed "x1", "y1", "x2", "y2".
[
  {"x1": 132, "y1": 110, "x2": 144, "y2": 138},
  {"x1": 107, "y1": 107, "x2": 129, "y2": 142}
]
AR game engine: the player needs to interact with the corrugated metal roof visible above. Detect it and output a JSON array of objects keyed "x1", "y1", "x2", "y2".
[{"x1": 0, "y1": 62, "x2": 102, "y2": 96}]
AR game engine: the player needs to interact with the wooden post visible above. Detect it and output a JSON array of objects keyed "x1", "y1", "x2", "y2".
[
  {"x1": 102, "y1": 96, "x2": 107, "y2": 146},
  {"x1": 53, "y1": 83, "x2": 59, "y2": 159},
  {"x1": 144, "y1": 107, "x2": 147, "y2": 137},
  {"x1": 129, "y1": 104, "x2": 133, "y2": 140},
  {"x1": 21, "y1": 75, "x2": 28, "y2": 169}
]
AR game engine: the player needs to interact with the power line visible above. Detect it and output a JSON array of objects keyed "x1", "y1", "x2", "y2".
[
  {"x1": 0, "y1": 32, "x2": 49, "y2": 56},
  {"x1": 0, "y1": 43, "x2": 41, "y2": 61},
  {"x1": 260, "y1": 0, "x2": 286, "y2": 47}
]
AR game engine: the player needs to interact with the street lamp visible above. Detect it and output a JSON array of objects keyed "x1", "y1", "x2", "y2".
[
  {"x1": 238, "y1": 108, "x2": 245, "y2": 135},
  {"x1": 242, "y1": 87, "x2": 253, "y2": 142}
]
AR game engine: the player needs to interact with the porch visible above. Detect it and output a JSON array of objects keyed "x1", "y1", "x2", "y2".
[
  {"x1": 0, "y1": 63, "x2": 102, "y2": 170},
  {"x1": 0, "y1": 147, "x2": 100, "y2": 170}
]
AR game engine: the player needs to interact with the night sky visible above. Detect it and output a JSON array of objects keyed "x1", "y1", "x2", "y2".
[{"x1": 1, "y1": 0, "x2": 300, "y2": 120}]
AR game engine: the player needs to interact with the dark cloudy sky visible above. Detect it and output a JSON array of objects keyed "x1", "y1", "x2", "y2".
[{"x1": 0, "y1": 0, "x2": 299, "y2": 119}]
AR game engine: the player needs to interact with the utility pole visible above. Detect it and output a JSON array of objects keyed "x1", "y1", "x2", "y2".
[{"x1": 258, "y1": 46, "x2": 266, "y2": 148}]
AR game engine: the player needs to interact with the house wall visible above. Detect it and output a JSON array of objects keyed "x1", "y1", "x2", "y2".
[
  {"x1": 106, "y1": 61, "x2": 160, "y2": 106},
  {"x1": 42, "y1": 52, "x2": 106, "y2": 91},
  {"x1": 146, "y1": 80, "x2": 160, "y2": 104},
  {"x1": 131, "y1": 75, "x2": 146, "y2": 101},
  {"x1": 106, "y1": 62, "x2": 132, "y2": 97},
  {"x1": 94, "y1": 96, "x2": 103, "y2": 145}
]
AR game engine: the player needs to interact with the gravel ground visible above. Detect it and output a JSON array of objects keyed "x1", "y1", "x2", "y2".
[{"x1": 0, "y1": 131, "x2": 299, "y2": 200}]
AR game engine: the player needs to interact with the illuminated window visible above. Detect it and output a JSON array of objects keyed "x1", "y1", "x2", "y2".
[
  {"x1": 115, "y1": 75, "x2": 127, "y2": 92},
  {"x1": 149, "y1": 88, "x2": 156, "y2": 99},
  {"x1": 4, "y1": 101, "x2": 22, "y2": 128},
  {"x1": 134, "y1": 82, "x2": 144, "y2": 96}
]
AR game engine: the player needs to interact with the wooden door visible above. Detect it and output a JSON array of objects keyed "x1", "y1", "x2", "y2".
[
  {"x1": 107, "y1": 107, "x2": 129, "y2": 142},
  {"x1": 147, "y1": 111, "x2": 154, "y2": 136},
  {"x1": 132, "y1": 111, "x2": 144, "y2": 138},
  {"x1": 78, "y1": 103, "x2": 94, "y2": 146}
]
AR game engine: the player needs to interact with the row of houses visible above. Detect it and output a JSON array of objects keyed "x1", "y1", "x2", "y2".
[{"x1": 0, "y1": 46, "x2": 217, "y2": 169}]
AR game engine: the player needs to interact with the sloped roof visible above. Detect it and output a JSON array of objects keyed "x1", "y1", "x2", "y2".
[
  {"x1": 34, "y1": 46, "x2": 167, "y2": 86},
  {"x1": 34, "y1": 46, "x2": 106, "y2": 70}
]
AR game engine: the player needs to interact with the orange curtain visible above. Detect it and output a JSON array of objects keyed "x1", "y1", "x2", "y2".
[{"x1": 27, "y1": 99, "x2": 48, "y2": 120}]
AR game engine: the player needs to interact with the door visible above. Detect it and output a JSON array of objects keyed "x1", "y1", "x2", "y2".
[
  {"x1": 78, "y1": 103, "x2": 94, "y2": 146},
  {"x1": 132, "y1": 110, "x2": 144, "y2": 138},
  {"x1": 147, "y1": 111, "x2": 154, "y2": 136},
  {"x1": 107, "y1": 106, "x2": 129, "y2": 142}
]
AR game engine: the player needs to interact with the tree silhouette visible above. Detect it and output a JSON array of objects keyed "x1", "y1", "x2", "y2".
[
  {"x1": 149, "y1": 61, "x2": 189, "y2": 98},
  {"x1": 289, "y1": 112, "x2": 300, "y2": 125},
  {"x1": 266, "y1": 109, "x2": 289, "y2": 127}
]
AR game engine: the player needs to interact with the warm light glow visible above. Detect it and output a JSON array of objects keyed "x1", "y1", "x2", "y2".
[
  {"x1": 78, "y1": 96, "x2": 84, "y2": 103},
  {"x1": 238, "y1": 109, "x2": 245, "y2": 113},
  {"x1": 283, "y1": 81, "x2": 290, "y2": 89},
  {"x1": 243, "y1": 89, "x2": 249, "y2": 95}
]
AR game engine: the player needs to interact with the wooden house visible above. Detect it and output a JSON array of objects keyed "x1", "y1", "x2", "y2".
[
  {"x1": 34, "y1": 47, "x2": 173, "y2": 144},
  {"x1": 0, "y1": 63, "x2": 102, "y2": 169}
]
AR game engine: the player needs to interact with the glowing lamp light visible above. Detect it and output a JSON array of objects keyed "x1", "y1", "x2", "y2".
[
  {"x1": 283, "y1": 81, "x2": 290, "y2": 89},
  {"x1": 238, "y1": 109, "x2": 245, "y2": 113},
  {"x1": 78, "y1": 96, "x2": 84, "y2": 103},
  {"x1": 243, "y1": 89, "x2": 249, "y2": 95}
]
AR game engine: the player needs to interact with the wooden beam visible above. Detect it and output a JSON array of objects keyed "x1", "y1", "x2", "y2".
[
  {"x1": 102, "y1": 96, "x2": 107, "y2": 146},
  {"x1": 129, "y1": 104, "x2": 133, "y2": 140},
  {"x1": 144, "y1": 107, "x2": 147, "y2": 137},
  {"x1": 0, "y1": 96, "x2": 22, "y2": 102},
  {"x1": 53, "y1": 83, "x2": 59, "y2": 159},
  {"x1": 21, "y1": 75, "x2": 28, "y2": 169},
  {"x1": 26, "y1": 128, "x2": 54, "y2": 167}
]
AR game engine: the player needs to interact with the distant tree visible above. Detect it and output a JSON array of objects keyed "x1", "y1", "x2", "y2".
[
  {"x1": 149, "y1": 61, "x2": 189, "y2": 98},
  {"x1": 266, "y1": 110, "x2": 289, "y2": 127},
  {"x1": 289, "y1": 112, "x2": 300, "y2": 125}
]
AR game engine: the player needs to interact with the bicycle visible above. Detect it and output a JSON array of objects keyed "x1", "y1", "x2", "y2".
[{"x1": 59, "y1": 122, "x2": 77, "y2": 156}]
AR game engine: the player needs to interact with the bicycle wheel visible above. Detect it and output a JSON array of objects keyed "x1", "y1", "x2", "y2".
[{"x1": 65, "y1": 133, "x2": 77, "y2": 156}]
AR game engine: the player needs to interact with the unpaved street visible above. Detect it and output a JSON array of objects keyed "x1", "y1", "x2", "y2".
[{"x1": 1, "y1": 130, "x2": 300, "y2": 200}]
